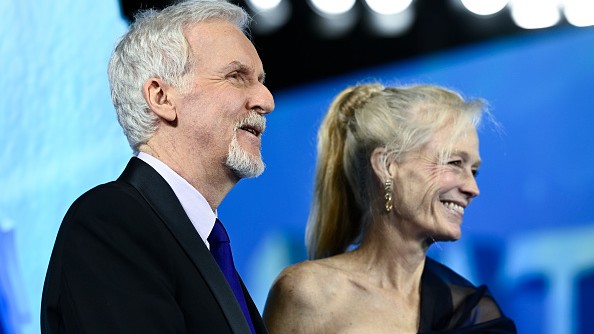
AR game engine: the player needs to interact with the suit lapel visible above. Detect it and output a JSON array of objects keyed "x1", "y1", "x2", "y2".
[
  {"x1": 118, "y1": 157, "x2": 253, "y2": 334},
  {"x1": 240, "y1": 277, "x2": 268, "y2": 334}
]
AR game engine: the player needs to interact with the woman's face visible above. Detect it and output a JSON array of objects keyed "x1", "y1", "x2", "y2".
[{"x1": 389, "y1": 122, "x2": 481, "y2": 242}]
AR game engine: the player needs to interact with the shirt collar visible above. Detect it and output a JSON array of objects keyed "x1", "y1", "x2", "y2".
[{"x1": 136, "y1": 152, "x2": 216, "y2": 249}]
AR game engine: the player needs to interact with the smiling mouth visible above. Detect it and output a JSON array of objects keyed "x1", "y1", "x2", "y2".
[
  {"x1": 441, "y1": 201, "x2": 465, "y2": 215},
  {"x1": 237, "y1": 113, "x2": 266, "y2": 138},
  {"x1": 239, "y1": 125, "x2": 262, "y2": 137}
]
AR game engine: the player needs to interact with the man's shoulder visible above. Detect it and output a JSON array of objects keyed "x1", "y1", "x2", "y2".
[
  {"x1": 61, "y1": 175, "x2": 152, "y2": 232},
  {"x1": 67, "y1": 157, "x2": 158, "y2": 213},
  {"x1": 72, "y1": 179, "x2": 138, "y2": 207}
]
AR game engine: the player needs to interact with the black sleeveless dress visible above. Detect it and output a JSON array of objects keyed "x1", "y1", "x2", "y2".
[{"x1": 418, "y1": 257, "x2": 517, "y2": 333}]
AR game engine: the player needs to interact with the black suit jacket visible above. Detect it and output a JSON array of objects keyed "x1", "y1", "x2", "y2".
[{"x1": 41, "y1": 157, "x2": 267, "y2": 333}]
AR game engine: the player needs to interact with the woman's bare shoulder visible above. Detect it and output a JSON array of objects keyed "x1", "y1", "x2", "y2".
[
  {"x1": 269, "y1": 259, "x2": 345, "y2": 300},
  {"x1": 263, "y1": 259, "x2": 350, "y2": 333}
]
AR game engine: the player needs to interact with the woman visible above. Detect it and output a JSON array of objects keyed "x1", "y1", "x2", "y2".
[{"x1": 263, "y1": 83, "x2": 516, "y2": 333}]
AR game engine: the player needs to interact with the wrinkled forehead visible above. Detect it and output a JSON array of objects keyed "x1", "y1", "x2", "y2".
[
  {"x1": 183, "y1": 19, "x2": 246, "y2": 47},
  {"x1": 430, "y1": 122, "x2": 480, "y2": 161},
  {"x1": 185, "y1": 20, "x2": 260, "y2": 62},
  {"x1": 404, "y1": 111, "x2": 478, "y2": 160}
]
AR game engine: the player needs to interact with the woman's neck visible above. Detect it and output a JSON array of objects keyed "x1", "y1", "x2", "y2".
[{"x1": 347, "y1": 218, "x2": 427, "y2": 293}]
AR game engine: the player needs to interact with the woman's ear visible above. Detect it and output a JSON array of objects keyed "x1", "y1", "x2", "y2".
[
  {"x1": 370, "y1": 147, "x2": 395, "y2": 181},
  {"x1": 142, "y1": 78, "x2": 177, "y2": 122}
]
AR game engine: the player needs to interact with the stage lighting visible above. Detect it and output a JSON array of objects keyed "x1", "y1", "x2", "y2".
[
  {"x1": 563, "y1": 0, "x2": 594, "y2": 27},
  {"x1": 363, "y1": 4, "x2": 415, "y2": 37},
  {"x1": 247, "y1": 0, "x2": 282, "y2": 11},
  {"x1": 308, "y1": 0, "x2": 356, "y2": 16},
  {"x1": 364, "y1": 0, "x2": 413, "y2": 15},
  {"x1": 246, "y1": 0, "x2": 291, "y2": 34},
  {"x1": 510, "y1": 0, "x2": 561, "y2": 29},
  {"x1": 459, "y1": 0, "x2": 509, "y2": 16},
  {"x1": 307, "y1": 0, "x2": 358, "y2": 38}
]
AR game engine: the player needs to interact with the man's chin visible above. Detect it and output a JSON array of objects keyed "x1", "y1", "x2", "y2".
[
  {"x1": 226, "y1": 136, "x2": 265, "y2": 178},
  {"x1": 231, "y1": 164, "x2": 265, "y2": 179},
  {"x1": 226, "y1": 155, "x2": 265, "y2": 179}
]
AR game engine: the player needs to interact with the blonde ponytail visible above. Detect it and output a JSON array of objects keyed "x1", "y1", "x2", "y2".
[{"x1": 306, "y1": 84, "x2": 384, "y2": 259}]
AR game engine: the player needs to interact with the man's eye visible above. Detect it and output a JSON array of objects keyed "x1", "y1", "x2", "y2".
[
  {"x1": 472, "y1": 169, "x2": 480, "y2": 178},
  {"x1": 227, "y1": 71, "x2": 247, "y2": 81}
]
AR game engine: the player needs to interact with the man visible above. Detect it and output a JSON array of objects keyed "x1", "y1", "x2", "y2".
[{"x1": 41, "y1": 1, "x2": 274, "y2": 333}]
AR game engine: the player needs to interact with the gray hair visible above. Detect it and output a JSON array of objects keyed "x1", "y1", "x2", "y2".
[{"x1": 108, "y1": 0, "x2": 250, "y2": 152}]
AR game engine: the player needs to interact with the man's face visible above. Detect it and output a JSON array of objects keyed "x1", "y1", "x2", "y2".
[
  {"x1": 175, "y1": 20, "x2": 274, "y2": 179},
  {"x1": 390, "y1": 122, "x2": 481, "y2": 242}
]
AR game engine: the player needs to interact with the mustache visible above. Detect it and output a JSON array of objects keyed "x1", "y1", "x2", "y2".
[{"x1": 235, "y1": 112, "x2": 266, "y2": 134}]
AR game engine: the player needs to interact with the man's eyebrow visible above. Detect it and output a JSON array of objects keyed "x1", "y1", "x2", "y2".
[
  {"x1": 226, "y1": 61, "x2": 266, "y2": 83},
  {"x1": 224, "y1": 61, "x2": 248, "y2": 72}
]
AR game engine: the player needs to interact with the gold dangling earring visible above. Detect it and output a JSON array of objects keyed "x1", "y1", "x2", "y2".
[{"x1": 384, "y1": 179, "x2": 393, "y2": 213}]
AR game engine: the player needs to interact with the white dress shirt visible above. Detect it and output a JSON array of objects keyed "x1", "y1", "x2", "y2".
[{"x1": 137, "y1": 152, "x2": 216, "y2": 249}]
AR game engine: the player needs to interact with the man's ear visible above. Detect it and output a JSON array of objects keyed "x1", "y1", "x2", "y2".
[
  {"x1": 142, "y1": 78, "x2": 177, "y2": 122},
  {"x1": 370, "y1": 147, "x2": 395, "y2": 181}
]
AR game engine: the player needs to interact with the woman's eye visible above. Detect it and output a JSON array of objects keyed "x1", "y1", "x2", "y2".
[{"x1": 448, "y1": 160, "x2": 463, "y2": 167}]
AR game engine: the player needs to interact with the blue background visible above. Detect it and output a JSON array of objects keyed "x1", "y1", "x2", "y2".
[{"x1": 2, "y1": 1, "x2": 593, "y2": 333}]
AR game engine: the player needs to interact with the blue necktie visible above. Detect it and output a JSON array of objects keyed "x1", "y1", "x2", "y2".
[{"x1": 208, "y1": 219, "x2": 256, "y2": 334}]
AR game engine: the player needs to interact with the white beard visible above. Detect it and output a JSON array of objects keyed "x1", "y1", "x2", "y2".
[{"x1": 225, "y1": 132, "x2": 265, "y2": 179}]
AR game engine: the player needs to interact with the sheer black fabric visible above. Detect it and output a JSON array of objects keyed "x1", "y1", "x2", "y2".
[{"x1": 418, "y1": 257, "x2": 517, "y2": 333}]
